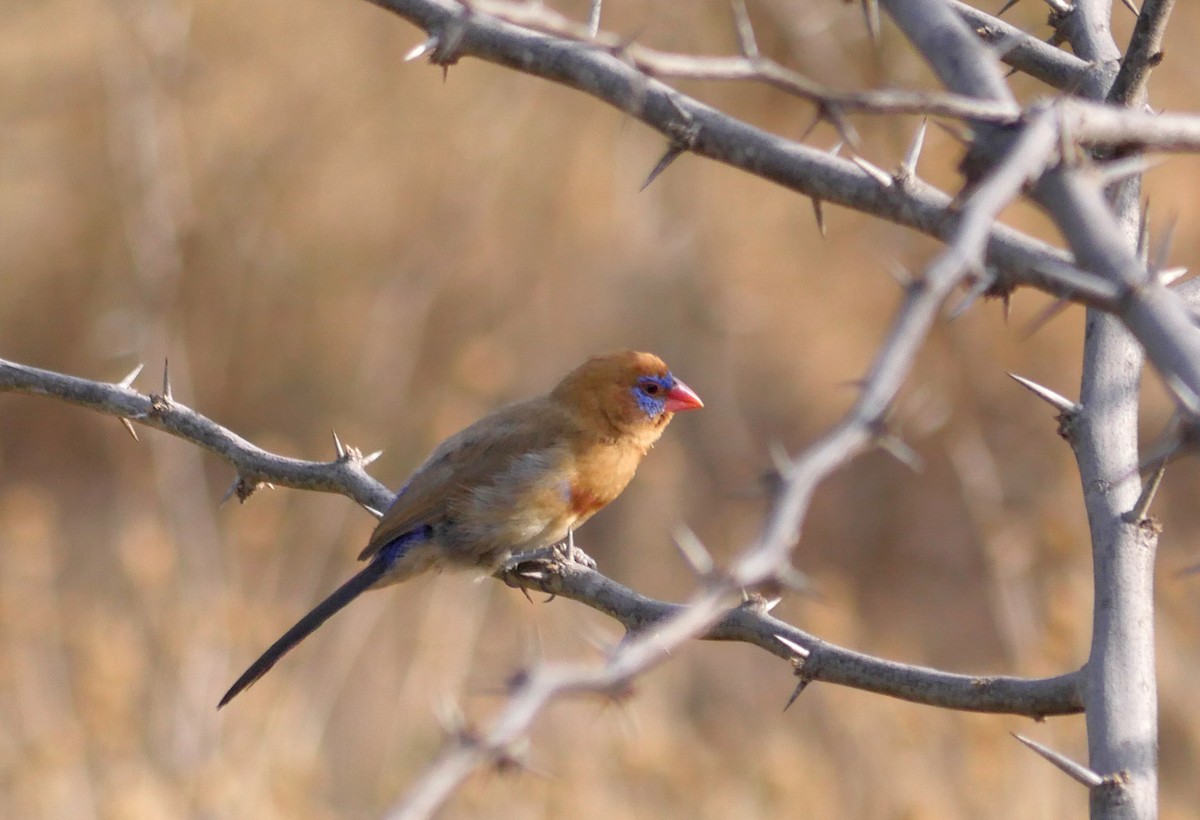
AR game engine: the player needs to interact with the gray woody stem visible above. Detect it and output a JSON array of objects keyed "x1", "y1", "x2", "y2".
[{"x1": 882, "y1": 0, "x2": 1169, "y2": 816}]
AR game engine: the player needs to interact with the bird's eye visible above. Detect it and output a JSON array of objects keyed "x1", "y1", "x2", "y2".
[{"x1": 641, "y1": 382, "x2": 660, "y2": 395}]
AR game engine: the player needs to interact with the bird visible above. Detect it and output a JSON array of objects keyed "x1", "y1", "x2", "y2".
[{"x1": 218, "y1": 350, "x2": 702, "y2": 708}]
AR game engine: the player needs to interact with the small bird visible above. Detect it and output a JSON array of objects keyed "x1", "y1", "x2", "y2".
[{"x1": 218, "y1": 350, "x2": 702, "y2": 707}]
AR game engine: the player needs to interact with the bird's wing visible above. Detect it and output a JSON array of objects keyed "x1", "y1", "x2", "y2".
[{"x1": 358, "y1": 397, "x2": 579, "y2": 561}]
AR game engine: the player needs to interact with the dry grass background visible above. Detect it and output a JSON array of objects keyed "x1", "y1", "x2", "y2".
[{"x1": 4, "y1": 0, "x2": 1200, "y2": 817}]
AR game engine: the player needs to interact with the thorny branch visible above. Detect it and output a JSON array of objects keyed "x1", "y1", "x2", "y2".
[
  {"x1": 385, "y1": 99, "x2": 1079, "y2": 818},
  {"x1": 0, "y1": 354, "x2": 1086, "y2": 724},
  {"x1": 9, "y1": 0, "x2": 1199, "y2": 816}
]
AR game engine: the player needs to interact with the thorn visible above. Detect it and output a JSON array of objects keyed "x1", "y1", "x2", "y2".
[
  {"x1": 1119, "y1": 0, "x2": 1140, "y2": 15},
  {"x1": 361, "y1": 449, "x2": 384, "y2": 466},
  {"x1": 878, "y1": 434, "x2": 924, "y2": 472},
  {"x1": 434, "y1": 697, "x2": 468, "y2": 737},
  {"x1": 1151, "y1": 213, "x2": 1178, "y2": 279},
  {"x1": 1125, "y1": 455, "x2": 1167, "y2": 523},
  {"x1": 404, "y1": 35, "x2": 439, "y2": 62},
  {"x1": 946, "y1": 273, "x2": 995, "y2": 321},
  {"x1": 220, "y1": 477, "x2": 239, "y2": 505},
  {"x1": 118, "y1": 363, "x2": 144, "y2": 389},
  {"x1": 673, "y1": 525, "x2": 715, "y2": 577},
  {"x1": 931, "y1": 119, "x2": 974, "y2": 145},
  {"x1": 901, "y1": 118, "x2": 927, "y2": 179},
  {"x1": 1002, "y1": 291, "x2": 1012, "y2": 323},
  {"x1": 996, "y1": 0, "x2": 1020, "y2": 16},
  {"x1": 640, "y1": 143, "x2": 686, "y2": 191},
  {"x1": 860, "y1": 0, "x2": 880, "y2": 45},
  {"x1": 1159, "y1": 266, "x2": 1188, "y2": 286},
  {"x1": 885, "y1": 261, "x2": 915, "y2": 288},
  {"x1": 1137, "y1": 197, "x2": 1151, "y2": 262},
  {"x1": 774, "y1": 634, "x2": 811, "y2": 659},
  {"x1": 363, "y1": 504, "x2": 384, "y2": 519},
  {"x1": 827, "y1": 140, "x2": 844, "y2": 158},
  {"x1": 119, "y1": 418, "x2": 139, "y2": 441},
  {"x1": 729, "y1": 0, "x2": 759, "y2": 60},
  {"x1": 1011, "y1": 733, "x2": 1105, "y2": 788},
  {"x1": 825, "y1": 107, "x2": 861, "y2": 152},
  {"x1": 1008, "y1": 373, "x2": 1081, "y2": 414},
  {"x1": 332, "y1": 429, "x2": 346, "y2": 459},
  {"x1": 776, "y1": 564, "x2": 812, "y2": 593},
  {"x1": 852, "y1": 154, "x2": 893, "y2": 187},
  {"x1": 1175, "y1": 560, "x2": 1200, "y2": 578},
  {"x1": 783, "y1": 678, "x2": 810, "y2": 711},
  {"x1": 161, "y1": 359, "x2": 173, "y2": 401},
  {"x1": 1093, "y1": 155, "x2": 1163, "y2": 189},
  {"x1": 587, "y1": 0, "x2": 602, "y2": 37},
  {"x1": 799, "y1": 110, "x2": 823, "y2": 143},
  {"x1": 1162, "y1": 370, "x2": 1200, "y2": 415},
  {"x1": 811, "y1": 197, "x2": 827, "y2": 238},
  {"x1": 1022, "y1": 296, "x2": 1071, "y2": 339}
]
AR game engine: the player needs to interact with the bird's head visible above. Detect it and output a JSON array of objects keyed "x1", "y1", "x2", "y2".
[{"x1": 553, "y1": 350, "x2": 703, "y2": 438}]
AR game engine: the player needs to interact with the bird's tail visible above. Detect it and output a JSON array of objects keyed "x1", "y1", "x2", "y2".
[{"x1": 218, "y1": 558, "x2": 388, "y2": 709}]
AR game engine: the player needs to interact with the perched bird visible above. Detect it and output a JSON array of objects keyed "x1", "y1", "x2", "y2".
[{"x1": 218, "y1": 350, "x2": 702, "y2": 707}]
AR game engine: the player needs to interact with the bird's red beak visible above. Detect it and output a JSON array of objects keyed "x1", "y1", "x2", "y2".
[{"x1": 664, "y1": 379, "x2": 704, "y2": 412}]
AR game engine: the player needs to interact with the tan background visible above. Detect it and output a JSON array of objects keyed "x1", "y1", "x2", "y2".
[{"x1": 3, "y1": 0, "x2": 1200, "y2": 817}]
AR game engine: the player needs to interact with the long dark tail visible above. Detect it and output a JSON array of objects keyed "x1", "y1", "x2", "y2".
[{"x1": 218, "y1": 559, "x2": 388, "y2": 708}]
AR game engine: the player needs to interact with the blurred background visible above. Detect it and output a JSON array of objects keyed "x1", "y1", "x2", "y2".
[{"x1": 4, "y1": 0, "x2": 1200, "y2": 817}]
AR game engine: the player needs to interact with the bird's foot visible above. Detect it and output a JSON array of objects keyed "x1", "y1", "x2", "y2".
[
  {"x1": 503, "y1": 542, "x2": 596, "y2": 574},
  {"x1": 551, "y1": 539, "x2": 597, "y2": 569}
]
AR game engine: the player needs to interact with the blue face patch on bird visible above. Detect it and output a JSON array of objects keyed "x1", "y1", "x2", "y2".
[{"x1": 633, "y1": 373, "x2": 703, "y2": 418}]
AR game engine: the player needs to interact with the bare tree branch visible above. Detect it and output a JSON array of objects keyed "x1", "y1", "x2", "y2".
[{"x1": 0, "y1": 357, "x2": 393, "y2": 511}]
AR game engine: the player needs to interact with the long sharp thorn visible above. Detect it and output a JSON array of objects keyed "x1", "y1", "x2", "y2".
[
  {"x1": 1126, "y1": 455, "x2": 1167, "y2": 523},
  {"x1": 996, "y1": 0, "x2": 1020, "y2": 16},
  {"x1": 864, "y1": 0, "x2": 883, "y2": 45},
  {"x1": 730, "y1": 0, "x2": 759, "y2": 59},
  {"x1": 826, "y1": 107, "x2": 861, "y2": 151},
  {"x1": 587, "y1": 0, "x2": 602, "y2": 37},
  {"x1": 879, "y1": 434, "x2": 923, "y2": 473},
  {"x1": 363, "y1": 504, "x2": 384, "y2": 519},
  {"x1": 1137, "y1": 197, "x2": 1151, "y2": 262},
  {"x1": 332, "y1": 429, "x2": 346, "y2": 459},
  {"x1": 1151, "y1": 214, "x2": 1178, "y2": 277},
  {"x1": 220, "y1": 476, "x2": 242, "y2": 506},
  {"x1": 640, "y1": 144, "x2": 685, "y2": 191},
  {"x1": 947, "y1": 274, "x2": 994, "y2": 321},
  {"x1": 404, "y1": 36, "x2": 439, "y2": 62},
  {"x1": 1011, "y1": 733, "x2": 1105, "y2": 788},
  {"x1": 361, "y1": 449, "x2": 384, "y2": 466},
  {"x1": 1095, "y1": 155, "x2": 1163, "y2": 189},
  {"x1": 885, "y1": 261, "x2": 914, "y2": 288},
  {"x1": 902, "y1": 118, "x2": 927, "y2": 177},
  {"x1": 119, "y1": 418, "x2": 140, "y2": 441},
  {"x1": 1119, "y1": 0, "x2": 1140, "y2": 15},
  {"x1": 852, "y1": 154, "x2": 893, "y2": 187},
  {"x1": 783, "y1": 678, "x2": 810, "y2": 711},
  {"x1": 118, "y1": 363, "x2": 144, "y2": 388},
  {"x1": 162, "y1": 359, "x2": 172, "y2": 401},
  {"x1": 775, "y1": 634, "x2": 811, "y2": 659},
  {"x1": 1159, "y1": 266, "x2": 1188, "y2": 286},
  {"x1": 932, "y1": 119, "x2": 974, "y2": 145},
  {"x1": 799, "y1": 110, "x2": 823, "y2": 142},
  {"x1": 673, "y1": 525, "x2": 714, "y2": 577},
  {"x1": 1008, "y1": 373, "x2": 1081, "y2": 414},
  {"x1": 811, "y1": 197, "x2": 826, "y2": 238}
]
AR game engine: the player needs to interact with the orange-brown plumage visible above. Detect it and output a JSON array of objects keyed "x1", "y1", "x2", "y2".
[{"x1": 219, "y1": 350, "x2": 701, "y2": 708}]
